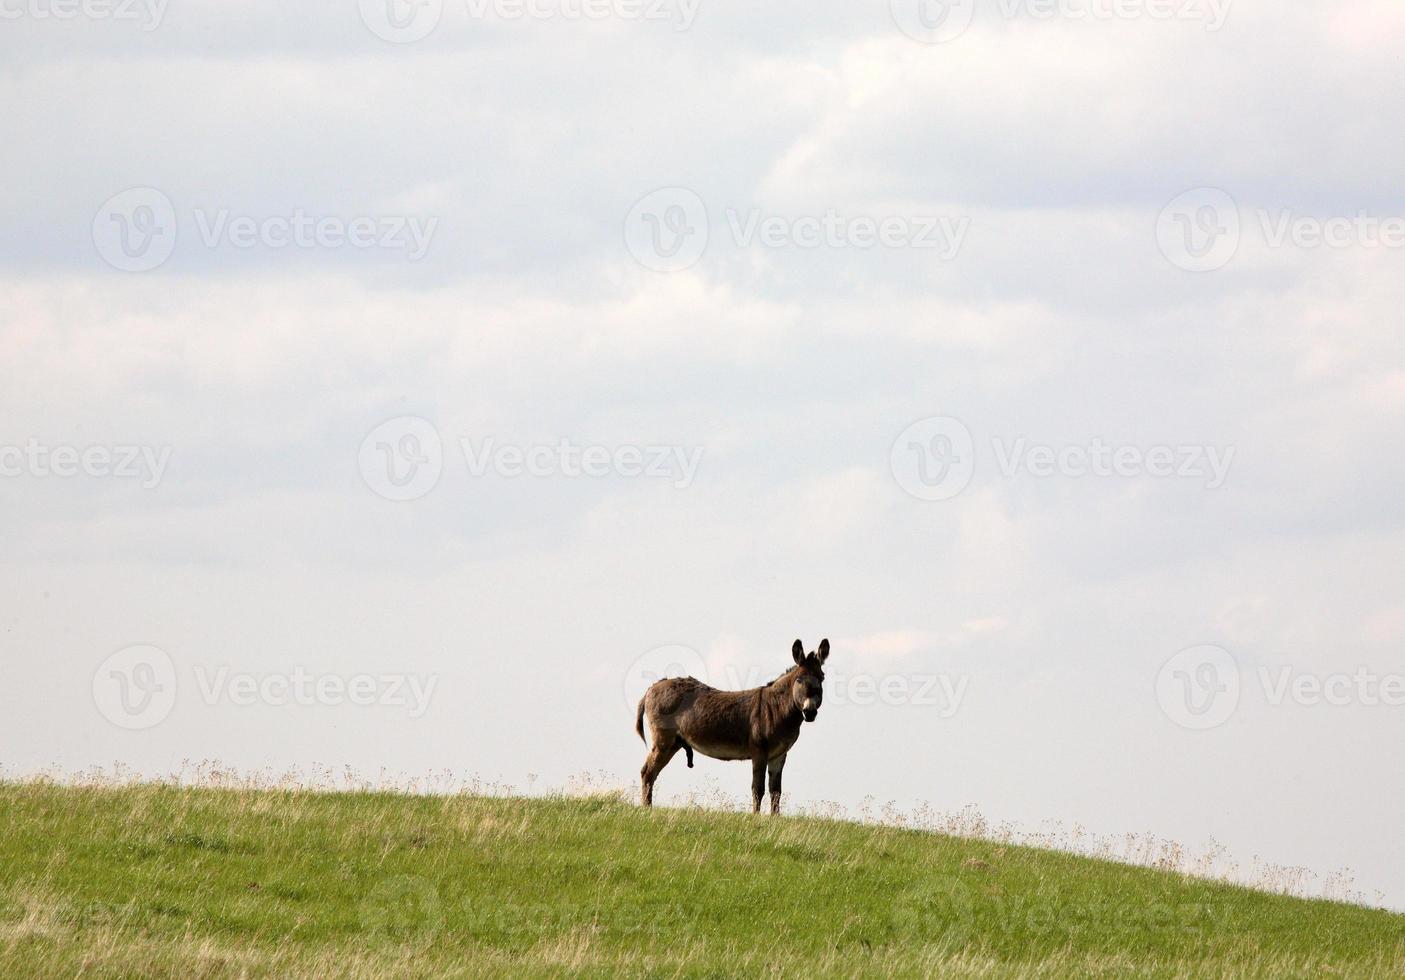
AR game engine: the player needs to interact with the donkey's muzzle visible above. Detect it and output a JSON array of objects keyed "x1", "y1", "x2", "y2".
[{"x1": 802, "y1": 708, "x2": 818, "y2": 722}]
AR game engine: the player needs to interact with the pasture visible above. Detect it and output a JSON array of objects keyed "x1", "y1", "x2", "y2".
[{"x1": 1, "y1": 780, "x2": 1402, "y2": 977}]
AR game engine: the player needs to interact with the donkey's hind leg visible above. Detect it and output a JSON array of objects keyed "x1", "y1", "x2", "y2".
[{"x1": 640, "y1": 735, "x2": 681, "y2": 807}]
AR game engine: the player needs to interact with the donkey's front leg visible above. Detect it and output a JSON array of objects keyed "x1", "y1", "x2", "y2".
[
  {"x1": 767, "y1": 753, "x2": 786, "y2": 815},
  {"x1": 750, "y1": 755, "x2": 767, "y2": 813}
]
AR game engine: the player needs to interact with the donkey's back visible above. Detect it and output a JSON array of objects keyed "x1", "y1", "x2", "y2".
[{"x1": 638, "y1": 672, "x2": 746, "y2": 723}]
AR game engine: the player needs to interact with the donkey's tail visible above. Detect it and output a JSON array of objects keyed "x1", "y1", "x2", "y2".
[{"x1": 635, "y1": 696, "x2": 648, "y2": 745}]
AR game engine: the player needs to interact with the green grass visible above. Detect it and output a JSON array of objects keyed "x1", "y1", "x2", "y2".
[{"x1": 0, "y1": 781, "x2": 1402, "y2": 977}]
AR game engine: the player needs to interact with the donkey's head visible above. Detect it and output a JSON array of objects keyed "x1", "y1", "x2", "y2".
[{"x1": 788, "y1": 638, "x2": 830, "y2": 722}]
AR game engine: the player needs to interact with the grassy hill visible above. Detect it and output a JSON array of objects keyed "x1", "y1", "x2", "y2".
[{"x1": 0, "y1": 781, "x2": 1401, "y2": 978}]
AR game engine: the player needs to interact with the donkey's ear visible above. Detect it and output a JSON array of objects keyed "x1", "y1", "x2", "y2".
[
  {"x1": 817, "y1": 638, "x2": 830, "y2": 663},
  {"x1": 792, "y1": 639, "x2": 805, "y2": 665}
]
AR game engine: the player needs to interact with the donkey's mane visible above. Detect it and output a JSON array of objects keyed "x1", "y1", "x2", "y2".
[
  {"x1": 766, "y1": 661, "x2": 824, "y2": 687},
  {"x1": 755, "y1": 661, "x2": 823, "y2": 732},
  {"x1": 764, "y1": 666, "x2": 803, "y2": 690},
  {"x1": 752, "y1": 671, "x2": 795, "y2": 733}
]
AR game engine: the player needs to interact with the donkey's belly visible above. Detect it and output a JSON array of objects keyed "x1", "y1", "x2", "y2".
[{"x1": 689, "y1": 741, "x2": 751, "y2": 762}]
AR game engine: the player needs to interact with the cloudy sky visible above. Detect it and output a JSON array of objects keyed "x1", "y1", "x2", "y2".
[{"x1": 2, "y1": 0, "x2": 1403, "y2": 906}]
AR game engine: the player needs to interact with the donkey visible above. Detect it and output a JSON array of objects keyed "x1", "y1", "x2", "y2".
[{"x1": 635, "y1": 638, "x2": 829, "y2": 814}]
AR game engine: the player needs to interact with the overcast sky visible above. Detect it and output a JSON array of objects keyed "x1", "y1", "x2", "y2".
[{"x1": 2, "y1": 0, "x2": 1403, "y2": 907}]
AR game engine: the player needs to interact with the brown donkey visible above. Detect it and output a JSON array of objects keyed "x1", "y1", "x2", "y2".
[{"x1": 635, "y1": 638, "x2": 829, "y2": 813}]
